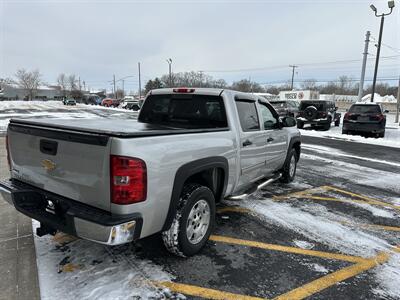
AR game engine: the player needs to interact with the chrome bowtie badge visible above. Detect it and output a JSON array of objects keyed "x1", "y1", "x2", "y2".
[{"x1": 41, "y1": 159, "x2": 56, "y2": 171}]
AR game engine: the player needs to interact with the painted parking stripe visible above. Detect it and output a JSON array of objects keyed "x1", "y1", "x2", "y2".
[
  {"x1": 159, "y1": 281, "x2": 264, "y2": 300},
  {"x1": 210, "y1": 235, "x2": 366, "y2": 263},
  {"x1": 218, "y1": 203, "x2": 400, "y2": 233},
  {"x1": 274, "y1": 251, "x2": 390, "y2": 300},
  {"x1": 322, "y1": 186, "x2": 400, "y2": 211}
]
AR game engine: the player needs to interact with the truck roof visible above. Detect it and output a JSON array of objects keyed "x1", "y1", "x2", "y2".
[{"x1": 149, "y1": 88, "x2": 265, "y2": 101}]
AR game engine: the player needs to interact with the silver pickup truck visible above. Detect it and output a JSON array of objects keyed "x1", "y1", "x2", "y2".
[{"x1": 0, "y1": 88, "x2": 301, "y2": 257}]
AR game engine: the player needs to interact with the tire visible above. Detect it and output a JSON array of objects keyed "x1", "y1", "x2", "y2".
[
  {"x1": 342, "y1": 129, "x2": 348, "y2": 135},
  {"x1": 162, "y1": 184, "x2": 215, "y2": 257},
  {"x1": 297, "y1": 120, "x2": 304, "y2": 129},
  {"x1": 379, "y1": 131, "x2": 385, "y2": 138},
  {"x1": 323, "y1": 123, "x2": 331, "y2": 131},
  {"x1": 280, "y1": 148, "x2": 298, "y2": 183}
]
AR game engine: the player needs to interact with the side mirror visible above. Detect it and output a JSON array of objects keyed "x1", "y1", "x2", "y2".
[
  {"x1": 335, "y1": 107, "x2": 338, "y2": 111},
  {"x1": 282, "y1": 116, "x2": 296, "y2": 127},
  {"x1": 384, "y1": 110, "x2": 389, "y2": 114}
]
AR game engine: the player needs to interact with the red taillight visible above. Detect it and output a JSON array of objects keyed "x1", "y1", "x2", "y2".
[
  {"x1": 344, "y1": 113, "x2": 351, "y2": 121},
  {"x1": 5, "y1": 134, "x2": 11, "y2": 170},
  {"x1": 110, "y1": 155, "x2": 147, "y2": 205},
  {"x1": 372, "y1": 114, "x2": 384, "y2": 122},
  {"x1": 173, "y1": 88, "x2": 195, "y2": 93}
]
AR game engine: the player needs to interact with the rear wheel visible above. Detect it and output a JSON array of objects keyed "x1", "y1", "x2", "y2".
[
  {"x1": 378, "y1": 131, "x2": 385, "y2": 138},
  {"x1": 280, "y1": 148, "x2": 298, "y2": 183},
  {"x1": 342, "y1": 129, "x2": 348, "y2": 135},
  {"x1": 162, "y1": 184, "x2": 215, "y2": 257},
  {"x1": 323, "y1": 123, "x2": 331, "y2": 131}
]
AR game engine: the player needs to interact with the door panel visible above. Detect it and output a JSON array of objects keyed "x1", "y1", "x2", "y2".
[
  {"x1": 257, "y1": 102, "x2": 288, "y2": 173},
  {"x1": 235, "y1": 100, "x2": 267, "y2": 188}
]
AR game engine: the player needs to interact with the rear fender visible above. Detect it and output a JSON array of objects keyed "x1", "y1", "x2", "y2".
[{"x1": 162, "y1": 157, "x2": 228, "y2": 231}]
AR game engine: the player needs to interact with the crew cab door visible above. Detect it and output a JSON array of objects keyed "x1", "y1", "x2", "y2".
[
  {"x1": 257, "y1": 101, "x2": 288, "y2": 173},
  {"x1": 235, "y1": 99, "x2": 267, "y2": 188}
]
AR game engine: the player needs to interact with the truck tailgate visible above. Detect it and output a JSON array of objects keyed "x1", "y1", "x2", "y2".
[{"x1": 7, "y1": 122, "x2": 112, "y2": 211}]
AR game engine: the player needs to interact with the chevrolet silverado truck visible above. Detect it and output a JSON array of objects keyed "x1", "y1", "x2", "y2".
[{"x1": 0, "y1": 88, "x2": 301, "y2": 257}]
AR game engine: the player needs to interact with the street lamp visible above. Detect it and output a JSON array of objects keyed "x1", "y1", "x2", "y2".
[
  {"x1": 166, "y1": 58, "x2": 172, "y2": 87},
  {"x1": 369, "y1": 1, "x2": 395, "y2": 102}
]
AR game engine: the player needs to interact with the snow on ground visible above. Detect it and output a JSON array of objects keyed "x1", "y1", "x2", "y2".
[
  {"x1": 0, "y1": 100, "x2": 130, "y2": 133},
  {"x1": 300, "y1": 113, "x2": 400, "y2": 148},
  {"x1": 32, "y1": 220, "x2": 177, "y2": 300}
]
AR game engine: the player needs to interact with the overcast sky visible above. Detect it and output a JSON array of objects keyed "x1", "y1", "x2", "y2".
[{"x1": 1, "y1": 0, "x2": 399, "y2": 91}]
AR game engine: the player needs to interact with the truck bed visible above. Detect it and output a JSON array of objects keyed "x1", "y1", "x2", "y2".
[{"x1": 9, "y1": 118, "x2": 228, "y2": 138}]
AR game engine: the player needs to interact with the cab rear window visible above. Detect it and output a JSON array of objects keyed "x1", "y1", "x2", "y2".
[{"x1": 138, "y1": 94, "x2": 228, "y2": 129}]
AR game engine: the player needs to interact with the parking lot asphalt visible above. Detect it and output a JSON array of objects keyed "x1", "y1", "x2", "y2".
[{"x1": 0, "y1": 107, "x2": 399, "y2": 299}]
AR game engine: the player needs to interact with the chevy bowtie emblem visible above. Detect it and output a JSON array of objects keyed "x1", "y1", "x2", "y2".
[{"x1": 41, "y1": 159, "x2": 56, "y2": 171}]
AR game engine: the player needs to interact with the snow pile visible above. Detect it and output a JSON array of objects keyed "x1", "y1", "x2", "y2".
[
  {"x1": 361, "y1": 93, "x2": 397, "y2": 103},
  {"x1": 0, "y1": 100, "x2": 131, "y2": 133},
  {"x1": 32, "y1": 221, "x2": 176, "y2": 300},
  {"x1": 300, "y1": 113, "x2": 400, "y2": 148}
]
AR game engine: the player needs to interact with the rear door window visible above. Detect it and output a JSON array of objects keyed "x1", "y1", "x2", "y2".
[
  {"x1": 235, "y1": 100, "x2": 260, "y2": 132},
  {"x1": 349, "y1": 105, "x2": 381, "y2": 114}
]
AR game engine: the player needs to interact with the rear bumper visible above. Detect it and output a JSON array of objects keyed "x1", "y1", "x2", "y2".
[
  {"x1": 343, "y1": 122, "x2": 385, "y2": 133},
  {"x1": 0, "y1": 179, "x2": 143, "y2": 245},
  {"x1": 296, "y1": 117, "x2": 330, "y2": 125}
]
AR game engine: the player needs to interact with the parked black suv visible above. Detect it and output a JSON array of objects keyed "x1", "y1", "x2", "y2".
[
  {"x1": 342, "y1": 103, "x2": 387, "y2": 137},
  {"x1": 269, "y1": 100, "x2": 299, "y2": 117},
  {"x1": 296, "y1": 100, "x2": 340, "y2": 130}
]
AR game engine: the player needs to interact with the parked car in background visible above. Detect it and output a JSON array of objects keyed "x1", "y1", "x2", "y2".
[
  {"x1": 122, "y1": 97, "x2": 141, "y2": 111},
  {"x1": 296, "y1": 100, "x2": 340, "y2": 130},
  {"x1": 1, "y1": 88, "x2": 300, "y2": 257},
  {"x1": 269, "y1": 100, "x2": 299, "y2": 117},
  {"x1": 101, "y1": 98, "x2": 120, "y2": 107},
  {"x1": 63, "y1": 98, "x2": 76, "y2": 106},
  {"x1": 342, "y1": 103, "x2": 388, "y2": 138},
  {"x1": 83, "y1": 94, "x2": 102, "y2": 105}
]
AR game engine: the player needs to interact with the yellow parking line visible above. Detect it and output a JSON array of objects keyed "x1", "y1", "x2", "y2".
[
  {"x1": 159, "y1": 281, "x2": 264, "y2": 300},
  {"x1": 210, "y1": 235, "x2": 366, "y2": 263},
  {"x1": 357, "y1": 223, "x2": 400, "y2": 232},
  {"x1": 217, "y1": 207, "x2": 252, "y2": 214},
  {"x1": 324, "y1": 186, "x2": 400, "y2": 211},
  {"x1": 274, "y1": 251, "x2": 390, "y2": 300}
]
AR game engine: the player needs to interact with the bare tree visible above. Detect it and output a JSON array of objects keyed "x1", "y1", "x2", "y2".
[
  {"x1": 68, "y1": 74, "x2": 78, "y2": 92},
  {"x1": 300, "y1": 79, "x2": 317, "y2": 90},
  {"x1": 57, "y1": 73, "x2": 68, "y2": 97},
  {"x1": 231, "y1": 79, "x2": 265, "y2": 93},
  {"x1": 15, "y1": 69, "x2": 42, "y2": 100}
]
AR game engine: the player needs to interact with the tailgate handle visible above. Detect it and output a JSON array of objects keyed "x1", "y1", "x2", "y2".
[{"x1": 40, "y1": 139, "x2": 58, "y2": 156}]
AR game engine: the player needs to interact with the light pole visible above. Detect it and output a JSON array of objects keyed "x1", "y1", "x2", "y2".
[
  {"x1": 289, "y1": 65, "x2": 298, "y2": 90},
  {"x1": 166, "y1": 58, "x2": 172, "y2": 87},
  {"x1": 369, "y1": 1, "x2": 395, "y2": 102}
]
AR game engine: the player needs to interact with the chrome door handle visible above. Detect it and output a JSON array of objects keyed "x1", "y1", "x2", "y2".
[{"x1": 267, "y1": 137, "x2": 274, "y2": 143}]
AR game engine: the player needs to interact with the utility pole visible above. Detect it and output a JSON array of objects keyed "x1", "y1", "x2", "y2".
[
  {"x1": 371, "y1": 16, "x2": 384, "y2": 102},
  {"x1": 122, "y1": 80, "x2": 125, "y2": 97},
  {"x1": 83, "y1": 81, "x2": 86, "y2": 91},
  {"x1": 289, "y1": 65, "x2": 298, "y2": 90},
  {"x1": 396, "y1": 75, "x2": 400, "y2": 124},
  {"x1": 358, "y1": 31, "x2": 370, "y2": 102},
  {"x1": 79, "y1": 76, "x2": 81, "y2": 91},
  {"x1": 167, "y1": 58, "x2": 172, "y2": 87},
  {"x1": 138, "y1": 62, "x2": 142, "y2": 99},
  {"x1": 113, "y1": 74, "x2": 116, "y2": 99},
  {"x1": 370, "y1": 1, "x2": 395, "y2": 102}
]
